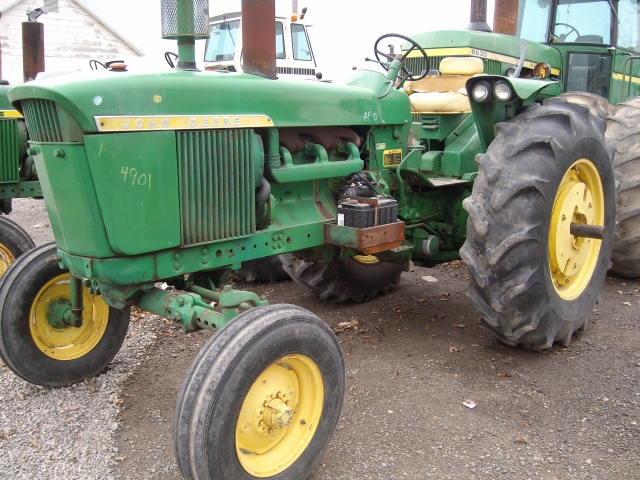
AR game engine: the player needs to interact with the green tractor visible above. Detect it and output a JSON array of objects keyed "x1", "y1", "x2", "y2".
[
  {"x1": 0, "y1": 0, "x2": 638, "y2": 478},
  {"x1": 0, "y1": 84, "x2": 41, "y2": 273}
]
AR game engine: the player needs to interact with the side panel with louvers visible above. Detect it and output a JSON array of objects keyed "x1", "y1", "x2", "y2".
[
  {"x1": 0, "y1": 119, "x2": 20, "y2": 183},
  {"x1": 178, "y1": 129, "x2": 256, "y2": 246},
  {"x1": 21, "y1": 99, "x2": 63, "y2": 142}
]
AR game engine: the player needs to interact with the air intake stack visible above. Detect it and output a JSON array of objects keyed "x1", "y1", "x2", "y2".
[{"x1": 161, "y1": 0, "x2": 209, "y2": 71}]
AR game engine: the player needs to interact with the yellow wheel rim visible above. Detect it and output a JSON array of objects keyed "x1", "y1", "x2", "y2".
[
  {"x1": 29, "y1": 273, "x2": 110, "y2": 360},
  {"x1": 549, "y1": 159, "x2": 604, "y2": 300},
  {"x1": 236, "y1": 354, "x2": 324, "y2": 477},
  {"x1": 0, "y1": 243, "x2": 15, "y2": 275},
  {"x1": 352, "y1": 255, "x2": 379, "y2": 265}
]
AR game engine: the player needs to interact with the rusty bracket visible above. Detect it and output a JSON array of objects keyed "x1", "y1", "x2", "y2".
[{"x1": 324, "y1": 221, "x2": 405, "y2": 255}]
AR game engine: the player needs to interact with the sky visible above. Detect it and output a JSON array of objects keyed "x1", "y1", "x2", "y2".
[{"x1": 82, "y1": 0, "x2": 496, "y2": 79}]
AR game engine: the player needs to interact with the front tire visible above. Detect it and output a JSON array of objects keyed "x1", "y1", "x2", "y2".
[
  {"x1": 605, "y1": 97, "x2": 640, "y2": 278},
  {"x1": 0, "y1": 243, "x2": 130, "y2": 387},
  {"x1": 0, "y1": 216, "x2": 35, "y2": 275},
  {"x1": 173, "y1": 304, "x2": 345, "y2": 480},
  {"x1": 461, "y1": 100, "x2": 615, "y2": 349},
  {"x1": 279, "y1": 253, "x2": 406, "y2": 302}
]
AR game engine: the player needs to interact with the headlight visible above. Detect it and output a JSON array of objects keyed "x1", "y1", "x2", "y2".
[
  {"x1": 471, "y1": 81, "x2": 492, "y2": 103},
  {"x1": 493, "y1": 81, "x2": 513, "y2": 101},
  {"x1": 533, "y1": 62, "x2": 551, "y2": 79}
]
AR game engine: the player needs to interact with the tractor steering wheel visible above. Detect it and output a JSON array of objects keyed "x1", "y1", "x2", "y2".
[
  {"x1": 165, "y1": 52, "x2": 178, "y2": 69},
  {"x1": 373, "y1": 33, "x2": 430, "y2": 82},
  {"x1": 89, "y1": 59, "x2": 107, "y2": 70},
  {"x1": 554, "y1": 23, "x2": 580, "y2": 42}
]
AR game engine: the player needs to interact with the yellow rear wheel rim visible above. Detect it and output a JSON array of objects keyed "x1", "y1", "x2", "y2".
[
  {"x1": 352, "y1": 255, "x2": 379, "y2": 265},
  {"x1": 549, "y1": 159, "x2": 604, "y2": 300},
  {"x1": 236, "y1": 354, "x2": 324, "y2": 477},
  {"x1": 0, "y1": 243, "x2": 15, "y2": 275},
  {"x1": 29, "y1": 273, "x2": 110, "y2": 360}
]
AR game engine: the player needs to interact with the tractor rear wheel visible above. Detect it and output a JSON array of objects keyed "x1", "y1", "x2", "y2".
[
  {"x1": 173, "y1": 304, "x2": 344, "y2": 480},
  {"x1": 0, "y1": 216, "x2": 35, "y2": 275},
  {"x1": 0, "y1": 243, "x2": 130, "y2": 387},
  {"x1": 605, "y1": 97, "x2": 640, "y2": 278},
  {"x1": 279, "y1": 253, "x2": 406, "y2": 302},
  {"x1": 460, "y1": 100, "x2": 615, "y2": 350}
]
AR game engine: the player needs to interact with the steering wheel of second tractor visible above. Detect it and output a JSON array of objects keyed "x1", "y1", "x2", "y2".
[
  {"x1": 373, "y1": 33, "x2": 430, "y2": 82},
  {"x1": 165, "y1": 52, "x2": 178, "y2": 68},
  {"x1": 554, "y1": 23, "x2": 581, "y2": 42}
]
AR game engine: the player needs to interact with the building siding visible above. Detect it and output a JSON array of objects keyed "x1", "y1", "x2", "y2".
[{"x1": 1, "y1": 0, "x2": 142, "y2": 84}]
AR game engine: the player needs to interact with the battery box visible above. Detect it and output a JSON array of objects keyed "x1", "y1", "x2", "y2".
[{"x1": 337, "y1": 197, "x2": 398, "y2": 228}]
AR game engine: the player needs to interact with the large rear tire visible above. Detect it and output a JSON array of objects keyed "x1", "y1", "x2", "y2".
[
  {"x1": 605, "y1": 97, "x2": 640, "y2": 278},
  {"x1": 173, "y1": 304, "x2": 344, "y2": 480},
  {"x1": 460, "y1": 100, "x2": 616, "y2": 350},
  {"x1": 0, "y1": 216, "x2": 35, "y2": 275},
  {"x1": 0, "y1": 243, "x2": 130, "y2": 387},
  {"x1": 279, "y1": 253, "x2": 406, "y2": 302}
]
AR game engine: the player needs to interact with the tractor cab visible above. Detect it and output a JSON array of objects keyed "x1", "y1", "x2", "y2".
[
  {"x1": 517, "y1": 0, "x2": 640, "y2": 102},
  {"x1": 203, "y1": 10, "x2": 317, "y2": 79}
]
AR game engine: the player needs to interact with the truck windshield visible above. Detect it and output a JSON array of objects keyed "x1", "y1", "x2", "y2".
[
  {"x1": 553, "y1": 0, "x2": 613, "y2": 44},
  {"x1": 205, "y1": 20, "x2": 240, "y2": 62}
]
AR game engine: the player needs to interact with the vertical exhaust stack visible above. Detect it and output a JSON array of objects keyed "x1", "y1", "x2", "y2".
[
  {"x1": 467, "y1": 0, "x2": 492, "y2": 32},
  {"x1": 22, "y1": 21, "x2": 45, "y2": 82},
  {"x1": 493, "y1": 0, "x2": 519, "y2": 35},
  {"x1": 241, "y1": 0, "x2": 277, "y2": 79},
  {"x1": 161, "y1": 0, "x2": 209, "y2": 71}
]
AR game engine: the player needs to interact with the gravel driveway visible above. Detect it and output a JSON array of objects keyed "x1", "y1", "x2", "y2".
[{"x1": 1, "y1": 198, "x2": 639, "y2": 479}]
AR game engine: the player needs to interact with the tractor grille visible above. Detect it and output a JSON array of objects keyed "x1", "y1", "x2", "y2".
[
  {"x1": 21, "y1": 99, "x2": 63, "y2": 142},
  {"x1": 0, "y1": 119, "x2": 20, "y2": 183},
  {"x1": 177, "y1": 129, "x2": 256, "y2": 246},
  {"x1": 405, "y1": 56, "x2": 502, "y2": 76}
]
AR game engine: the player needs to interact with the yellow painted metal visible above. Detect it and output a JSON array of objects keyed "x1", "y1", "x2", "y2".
[
  {"x1": 235, "y1": 354, "x2": 324, "y2": 477},
  {"x1": 549, "y1": 159, "x2": 604, "y2": 300},
  {"x1": 0, "y1": 110, "x2": 23, "y2": 118},
  {"x1": 95, "y1": 114, "x2": 274, "y2": 132},
  {"x1": 0, "y1": 243, "x2": 16, "y2": 275},
  {"x1": 29, "y1": 273, "x2": 110, "y2": 360},
  {"x1": 352, "y1": 255, "x2": 379, "y2": 265}
]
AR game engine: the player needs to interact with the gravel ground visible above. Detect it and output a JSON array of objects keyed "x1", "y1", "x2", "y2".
[
  {"x1": 1, "y1": 198, "x2": 639, "y2": 480},
  {"x1": 0, "y1": 199, "x2": 161, "y2": 479}
]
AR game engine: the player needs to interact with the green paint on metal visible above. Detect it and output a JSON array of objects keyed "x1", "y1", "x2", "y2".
[
  {"x1": 32, "y1": 143, "x2": 114, "y2": 258},
  {"x1": 0, "y1": 181, "x2": 42, "y2": 200},
  {"x1": 45, "y1": 298, "x2": 72, "y2": 329},
  {"x1": 0, "y1": 119, "x2": 21, "y2": 183},
  {"x1": 85, "y1": 131, "x2": 181, "y2": 255}
]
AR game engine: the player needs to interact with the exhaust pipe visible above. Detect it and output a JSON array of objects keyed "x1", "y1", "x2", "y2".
[
  {"x1": 467, "y1": 0, "x2": 492, "y2": 32},
  {"x1": 241, "y1": 0, "x2": 277, "y2": 79},
  {"x1": 22, "y1": 21, "x2": 45, "y2": 82},
  {"x1": 493, "y1": 0, "x2": 519, "y2": 36}
]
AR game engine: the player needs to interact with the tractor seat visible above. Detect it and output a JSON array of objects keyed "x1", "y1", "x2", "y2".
[{"x1": 404, "y1": 57, "x2": 483, "y2": 114}]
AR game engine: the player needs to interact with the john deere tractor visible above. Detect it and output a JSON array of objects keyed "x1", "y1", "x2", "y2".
[{"x1": 0, "y1": 0, "x2": 638, "y2": 478}]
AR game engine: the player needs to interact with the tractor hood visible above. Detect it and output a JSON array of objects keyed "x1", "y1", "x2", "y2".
[
  {"x1": 0, "y1": 85, "x2": 13, "y2": 110},
  {"x1": 8, "y1": 69, "x2": 410, "y2": 134},
  {"x1": 410, "y1": 30, "x2": 562, "y2": 73}
]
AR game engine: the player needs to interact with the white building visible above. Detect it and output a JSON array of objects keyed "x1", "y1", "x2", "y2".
[{"x1": 0, "y1": 0, "x2": 143, "y2": 84}]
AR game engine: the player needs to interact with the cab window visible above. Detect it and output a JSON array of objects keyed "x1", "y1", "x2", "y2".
[
  {"x1": 517, "y1": 0, "x2": 551, "y2": 43},
  {"x1": 276, "y1": 22, "x2": 285, "y2": 59},
  {"x1": 291, "y1": 24, "x2": 312, "y2": 61},
  {"x1": 618, "y1": 0, "x2": 640, "y2": 51},
  {"x1": 553, "y1": 0, "x2": 613, "y2": 44}
]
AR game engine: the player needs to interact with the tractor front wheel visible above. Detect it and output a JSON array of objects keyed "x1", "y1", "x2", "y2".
[
  {"x1": 461, "y1": 100, "x2": 615, "y2": 349},
  {"x1": 173, "y1": 304, "x2": 344, "y2": 480},
  {"x1": 0, "y1": 216, "x2": 35, "y2": 275},
  {"x1": 279, "y1": 253, "x2": 406, "y2": 302},
  {"x1": 0, "y1": 243, "x2": 130, "y2": 387}
]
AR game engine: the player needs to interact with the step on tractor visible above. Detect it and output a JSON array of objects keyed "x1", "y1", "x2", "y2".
[{"x1": 1, "y1": 0, "x2": 639, "y2": 477}]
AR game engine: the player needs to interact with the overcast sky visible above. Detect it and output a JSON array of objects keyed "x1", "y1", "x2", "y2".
[{"x1": 82, "y1": 0, "x2": 495, "y2": 78}]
